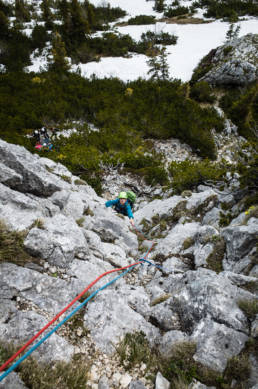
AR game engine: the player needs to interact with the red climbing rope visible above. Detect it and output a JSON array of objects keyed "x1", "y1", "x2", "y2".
[{"x1": 0, "y1": 237, "x2": 155, "y2": 372}]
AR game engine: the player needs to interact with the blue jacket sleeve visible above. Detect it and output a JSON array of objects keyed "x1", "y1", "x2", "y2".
[
  {"x1": 125, "y1": 202, "x2": 134, "y2": 219},
  {"x1": 105, "y1": 199, "x2": 119, "y2": 208}
]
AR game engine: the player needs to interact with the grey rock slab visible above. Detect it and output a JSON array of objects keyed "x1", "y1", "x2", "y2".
[
  {"x1": 129, "y1": 380, "x2": 147, "y2": 389},
  {"x1": 24, "y1": 214, "x2": 88, "y2": 267},
  {"x1": 191, "y1": 319, "x2": 248, "y2": 372},
  {"x1": 155, "y1": 372, "x2": 170, "y2": 389},
  {"x1": 84, "y1": 288, "x2": 160, "y2": 354},
  {"x1": 162, "y1": 256, "x2": 191, "y2": 274},
  {"x1": 0, "y1": 139, "x2": 65, "y2": 196},
  {"x1": 186, "y1": 190, "x2": 218, "y2": 213},
  {"x1": 92, "y1": 214, "x2": 138, "y2": 255},
  {"x1": 98, "y1": 375, "x2": 110, "y2": 389},
  {"x1": 134, "y1": 195, "x2": 183, "y2": 224},
  {"x1": 189, "y1": 379, "x2": 216, "y2": 389},
  {"x1": 0, "y1": 262, "x2": 82, "y2": 315},
  {"x1": 0, "y1": 372, "x2": 28, "y2": 389},
  {"x1": 0, "y1": 183, "x2": 59, "y2": 231},
  {"x1": 68, "y1": 258, "x2": 114, "y2": 292},
  {"x1": 158, "y1": 330, "x2": 189, "y2": 358},
  {"x1": 222, "y1": 223, "x2": 258, "y2": 272},
  {"x1": 200, "y1": 34, "x2": 258, "y2": 86},
  {"x1": 101, "y1": 242, "x2": 129, "y2": 267},
  {"x1": 150, "y1": 299, "x2": 181, "y2": 331},
  {"x1": 0, "y1": 162, "x2": 23, "y2": 187},
  {"x1": 150, "y1": 222, "x2": 200, "y2": 258},
  {"x1": 202, "y1": 207, "x2": 220, "y2": 229},
  {"x1": 0, "y1": 310, "x2": 74, "y2": 363},
  {"x1": 193, "y1": 242, "x2": 214, "y2": 268}
]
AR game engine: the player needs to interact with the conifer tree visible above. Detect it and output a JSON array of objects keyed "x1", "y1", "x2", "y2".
[
  {"x1": 15, "y1": 0, "x2": 30, "y2": 22},
  {"x1": 153, "y1": 0, "x2": 165, "y2": 12},
  {"x1": 225, "y1": 23, "x2": 240, "y2": 42},
  {"x1": 83, "y1": 0, "x2": 95, "y2": 31},
  {"x1": 58, "y1": 0, "x2": 69, "y2": 22},
  {"x1": 159, "y1": 46, "x2": 169, "y2": 80},
  {"x1": 147, "y1": 55, "x2": 161, "y2": 80},
  {"x1": 0, "y1": 10, "x2": 9, "y2": 38},
  {"x1": 147, "y1": 46, "x2": 170, "y2": 81},
  {"x1": 70, "y1": 0, "x2": 89, "y2": 44},
  {"x1": 49, "y1": 31, "x2": 70, "y2": 73},
  {"x1": 41, "y1": 0, "x2": 54, "y2": 30}
]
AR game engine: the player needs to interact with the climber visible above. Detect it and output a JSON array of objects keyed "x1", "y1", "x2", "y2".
[{"x1": 105, "y1": 192, "x2": 135, "y2": 226}]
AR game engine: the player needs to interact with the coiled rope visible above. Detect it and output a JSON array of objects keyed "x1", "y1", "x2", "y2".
[{"x1": 0, "y1": 236, "x2": 158, "y2": 382}]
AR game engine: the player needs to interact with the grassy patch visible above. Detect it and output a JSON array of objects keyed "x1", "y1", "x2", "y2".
[
  {"x1": 76, "y1": 217, "x2": 85, "y2": 227},
  {"x1": 83, "y1": 207, "x2": 94, "y2": 217},
  {"x1": 224, "y1": 354, "x2": 251, "y2": 383},
  {"x1": 238, "y1": 299, "x2": 258, "y2": 321},
  {"x1": 0, "y1": 220, "x2": 35, "y2": 266},
  {"x1": 74, "y1": 179, "x2": 87, "y2": 185},
  {"x1": 206, "y1": 237, "x2": 225, "y2": 273},
  {"x1": 116, "y1": 331, "x2": 156, "y2": 371},
  {"x1": 183, "y1": 237, "x2": 194, "y2": 250},
  {"x1": 151, "y1": 294, "x2": 172, "y2": 307},
  {"x1": 30, "y1": 218, "x2": 45, "y2": 229},
  {"x1": 61, "y1": 175, "x2": 72, "y2": 183}
]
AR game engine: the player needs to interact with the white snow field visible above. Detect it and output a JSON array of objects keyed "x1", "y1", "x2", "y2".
[
  {"x1": 25, "y1": 0, "x2": 258, "y2": 82},
  {"x1": 74, "y1": 18, "x2": 258, "y2": 82}
]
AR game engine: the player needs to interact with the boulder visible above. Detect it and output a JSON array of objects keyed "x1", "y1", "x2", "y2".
[
  {"x1": 0, "y1": 139, "x2": 65, "y2": 196},
  {"x1": 0, "y1": 262, "x2": 83, "y2": 315},
  {"x1": 222, "y1": 223, "x2": 258, "y2": 273},
  {"x1": 0, "y1": 310, "x2": 74, "y2": 363},
  {"x1": 84, "y1": 288, "x2": 160, "y2": 354},
  {"x1": 200, "y1": 34, "x2": 258, "y2": 86},
  {"x1": 0, "y1": 372, "x2": 28, "y2": 389},
  {"x1": 24, "y1": 214, "x2": 88, "y2": 267},
  {"x1": 191, "y1": 319, "x2": 248, "y2": 372}
]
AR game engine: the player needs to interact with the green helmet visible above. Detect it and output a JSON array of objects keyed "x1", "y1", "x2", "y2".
[{"x1": 119, "y1": 191, "x2": 127, "y2": 199}]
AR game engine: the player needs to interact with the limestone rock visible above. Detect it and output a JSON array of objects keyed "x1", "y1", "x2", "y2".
[
  {"x1": 199, "y1": 34, "x2": 258, "y2": 86},
  {"x1": 24, "y1": 214, "x2": 88, "y2": 267},
  {"x1": 0, "y1": 372, "x2": 28, "y2": 389},
  {"x1": 0, "y1": 139, "x2": 65, "y2": 196},
  {"x1": 155, "y1": 372, "x2": 170, "y2": 389}
]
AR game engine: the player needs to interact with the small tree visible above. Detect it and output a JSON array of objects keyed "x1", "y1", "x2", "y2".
[
  {"x1": 225, "y1": 23, "x2": 240, "y2": 42},
  {"x1": 15, "y1": 0, "x2": 30, "y2": 22},
  {"x1": 41, "y1": 0, "x2": 54, "y2": 30},
  {"x1": 147, "y1": 46, "x2": 170, "y2": 81},
  {"x1": 48, "y1": 32, "x2": 70, "y2": 73},
  {"x1": 153, "y1": 0, "x2": 165, "y2": 12}
]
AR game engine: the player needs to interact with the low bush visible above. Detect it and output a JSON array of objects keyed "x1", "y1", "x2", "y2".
[
  {"x1": 169, "y1": 160, "x2": 227, "y2": 193},
  {"x1": 0, "y1": 219, "x2": 34, "y2": 266},
  {"x1": 199, "y1": 0, "x2": 258, "y2": 19},
  {"x1": 238, "y1": 299, "x2": 258, "y2": 320},
  {"x1": 220, "y1": 83, "x2": 258, "y2": 140},
  {"x1": 190, "y1": 81, "x2": 216, "y2": 103},
  {"x1": 128, "y1": 15, "x2": 156, "y2": 25},
  {"x1": 165, "y1": 6, "x2": 190, "y2": 17}
]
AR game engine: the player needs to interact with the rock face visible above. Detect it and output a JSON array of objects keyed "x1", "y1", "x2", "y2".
[
  {"x1": 199, "y1": 34, "x2": 258, "y2": 86},
  {"x1": 0, "y1": 139, "x2": 257, "y2": 388}
]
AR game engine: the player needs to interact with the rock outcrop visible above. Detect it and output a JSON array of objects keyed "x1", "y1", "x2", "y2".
[
  {"x1": 199, "y1": 34, "x2": 258, "y2": 86},
  {"x1": 0, "y1": 139, "x2": 257, "y2": 388}
]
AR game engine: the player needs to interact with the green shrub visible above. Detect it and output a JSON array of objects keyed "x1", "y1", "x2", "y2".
[
  {"x1": 220, "y1": 83, "x2": 258, "y2": 140},
  {"x1": 128, "y1": 15, "x2": 156, "y2": 25},
  {"x1": 0, "y1": 219, "x2": 34, "y2": 266},
  {"x1": 191, "y1": 49, "x2": 217, "y2": 84},
  {"x1": 200, "y1": 0, "x2": 258, "y2": 19},
  {"x1": 169, "y1": 160, "x2": 226, "y2": 193},
  {"x1": 165, "y1": 6, "x2": 190, "y2": 17},
  {"x1": 190, "y1": 81, "x2": 216, "y2": 103},
  {"x1": 238, "y1": 299, "x2": 258, "y2": 320}
]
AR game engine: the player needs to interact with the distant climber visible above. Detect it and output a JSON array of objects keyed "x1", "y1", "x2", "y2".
[{"x1": 105, "y1": 191, "x2": 135, "y2": 226}]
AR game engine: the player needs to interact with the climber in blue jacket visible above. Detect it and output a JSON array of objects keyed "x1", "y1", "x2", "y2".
[{"x1": 105, "y1": 192, "x2": 135, "y2": 226}]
